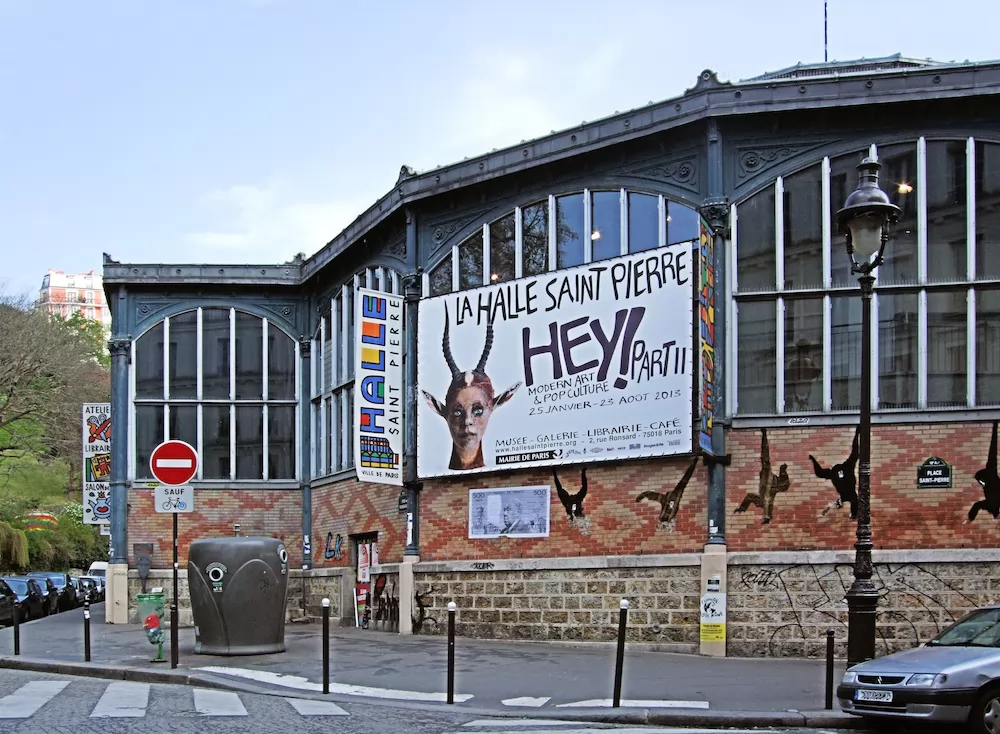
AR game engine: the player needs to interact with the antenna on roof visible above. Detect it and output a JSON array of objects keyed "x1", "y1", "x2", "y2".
[{"x1": 824, "y1": 0, "x2": 829, "y2": 63}]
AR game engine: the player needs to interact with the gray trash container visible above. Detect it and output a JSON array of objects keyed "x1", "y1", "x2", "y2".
[{"x1": 188, "y1": 536, "x2": 290, "y2": 655}]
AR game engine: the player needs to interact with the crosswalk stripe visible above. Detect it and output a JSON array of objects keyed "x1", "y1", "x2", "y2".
[
  {"x1": 193, "y1": 689, "x2": 247, "y2": 716},
  {"x1": 284, "y1": 698, "x2": 349, "y2": 716},
  {"x1": 90, "y1": 682, "x2": 150, "y2": 718},
  {"x1": 0, "y1": 681, "x2": 69, "y2": 719},
  {"x1": 501, "y1": 697, "x2": 551, "y2": 707}
]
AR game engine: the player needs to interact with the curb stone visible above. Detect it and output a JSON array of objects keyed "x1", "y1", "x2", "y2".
[{"x1": 0, "y1": 656, "x2": 868, "y2": 728}]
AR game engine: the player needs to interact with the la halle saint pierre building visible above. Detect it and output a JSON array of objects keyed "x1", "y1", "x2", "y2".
[{"x1": 102, "y1": 55, "x2": 1000, "y2": 658}]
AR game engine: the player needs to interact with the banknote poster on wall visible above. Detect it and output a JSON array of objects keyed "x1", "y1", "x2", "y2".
[
  {"x1": 354, "y1": 287, "x2": 404, "y2": 486},
  {"x1": 82, "y1": 403, "x2": 112, "y2": 525},
  {"x1": 417, "y1": 247, "x2": 695, "y2": 477},
  {"x1": 469, "y1": 486, "x2": 550, "y2": 539}
]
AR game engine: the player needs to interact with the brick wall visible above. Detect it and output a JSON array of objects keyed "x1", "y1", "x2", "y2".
[
  {"x1": 726, "y1": 422, "x2": 1000, "y2": 551},
  {"x1": 127, "y1": 488, "x2": 302, "y2": 568},
  {"x1": 419, "y1": 457, "x2": 707, "y2": 561},
  {"x1": 311, "y1": 477, "x2": 406, "y2": 567}
]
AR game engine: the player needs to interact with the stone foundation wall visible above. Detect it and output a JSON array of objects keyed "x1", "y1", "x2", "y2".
[
  {"x1": 727, "y1": 550, "x2": 1000, "y2": 658},
  {"x1": 413, "y1": 555, "x2": 702, "y2": 651}
]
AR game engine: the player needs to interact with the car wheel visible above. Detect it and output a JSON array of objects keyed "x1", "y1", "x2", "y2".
[{"x1": 972, "y1": 686, "x2": 1000, "y2": 734}]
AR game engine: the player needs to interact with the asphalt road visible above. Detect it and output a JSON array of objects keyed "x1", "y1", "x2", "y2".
[{"x1": 0, "y1": 668, "x2": 876, "y2": 734}]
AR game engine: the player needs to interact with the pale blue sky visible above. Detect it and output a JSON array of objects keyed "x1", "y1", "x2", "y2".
[{"x1": 2, "y1": 0, "x2": 996, "y2": 297}]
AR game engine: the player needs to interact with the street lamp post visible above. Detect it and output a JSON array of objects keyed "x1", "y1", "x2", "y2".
[{"x1": 835, "y1": 156, "x2": 900, "y2": 668}]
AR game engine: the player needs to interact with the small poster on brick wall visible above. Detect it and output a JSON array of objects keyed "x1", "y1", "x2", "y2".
[{"x1": 469, "y1": 486, "x2": 550, "y2": 539}]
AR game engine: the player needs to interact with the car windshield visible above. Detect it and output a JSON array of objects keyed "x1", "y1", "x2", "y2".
[
  {"x1": 929, "y1": 608, "x2": 1000, "y2": 647},
  {"x1": 4, "y1": 580, "x2": 27, "y2": 594}
]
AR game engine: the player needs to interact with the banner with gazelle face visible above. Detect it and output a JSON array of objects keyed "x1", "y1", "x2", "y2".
[{"x1": 417, "y1": 247, "x2": 695, "y2": 478}]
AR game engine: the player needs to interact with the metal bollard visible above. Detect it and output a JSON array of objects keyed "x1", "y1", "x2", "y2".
[
  {"x1": 613, "y1": 599, "x2": 630, "y2": 708},
  {"x1": 322, "y1": 598, "x2": 330, "y2": 694},
  {"x1": 12, "y1": 604, "x2": 19, "y2": 656},
  {"x1": 84, "y1": 601, "x2": 91, "y2": 662},
  {"x1": 447, "y1": 601, "x2": 457, "y2": 704},
  {"x1": 825, "y1": 629, "x2": 835, "y2": 710}
]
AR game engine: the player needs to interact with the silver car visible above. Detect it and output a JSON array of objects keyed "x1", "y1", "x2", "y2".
[{"x1": 838, "y1": 606, "x2": 1000, "y2": 733}]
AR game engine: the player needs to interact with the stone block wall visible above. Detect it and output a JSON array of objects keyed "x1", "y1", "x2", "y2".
[
  {"x1": 413, "y1": 555, "x2": 702, "y2": 650},
  {"x1": 727, "y1": 550, "x2": 1000, "y2": 658}
]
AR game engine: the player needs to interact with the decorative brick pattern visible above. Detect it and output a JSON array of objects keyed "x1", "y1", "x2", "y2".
[
  {"x1": 726, "y1": 423, "x2": 1000, "y2": 551},
  {"x1": 419, "y1": 458, "x2": 707, "y2": 562},
  {"x1": 126, "y1": 488, "x2": 302, "y2": 568},
  {"x1": 414, "y1": 565, "x2": 701, "y2": 649},
  {"x1": 311, "y1": 477, "x2": 406, "y2": 567},
  {"x1": 728, "y1": 560, "x2": 1000, "y2": 658}
]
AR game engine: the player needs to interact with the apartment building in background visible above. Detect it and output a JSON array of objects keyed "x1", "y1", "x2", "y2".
[{"x1": 38, "y1": 269, "x2": 112, "y2": 328}]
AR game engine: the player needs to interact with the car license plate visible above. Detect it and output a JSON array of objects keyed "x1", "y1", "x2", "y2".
[{"x1": 856, "y1": 689, "x2": 893, "y2": 702}]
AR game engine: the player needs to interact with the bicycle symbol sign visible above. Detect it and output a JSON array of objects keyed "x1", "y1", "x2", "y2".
[{"x1": 153, "y1": 485, "x2": 194, "y2": 514}]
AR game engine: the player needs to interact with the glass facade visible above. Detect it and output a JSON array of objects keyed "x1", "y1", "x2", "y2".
[
  {"x1": 732, "y1": 138, "x2": 1000, "y2": 415},
  {"x1": 132, "y1": 309, "x2": 298, "y2": 480}
]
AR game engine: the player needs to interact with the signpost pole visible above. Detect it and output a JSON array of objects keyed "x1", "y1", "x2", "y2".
[{"x1": 171, "y1": 511, "x2": 179, "y2": 669}]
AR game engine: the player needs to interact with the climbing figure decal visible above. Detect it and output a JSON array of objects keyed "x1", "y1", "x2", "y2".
[
  {"x1": 636, "y1": 457, "x2": 699, "y2": 528},
  {"x1": 734, "y1": 428, "x2": 790, "y2": 524},
  {"x1": 810, "y1": 426, "x2": 860, "y2": 519},
  {"x1": 969, "y1": 421, "x2": 1000, "y2": 522}
]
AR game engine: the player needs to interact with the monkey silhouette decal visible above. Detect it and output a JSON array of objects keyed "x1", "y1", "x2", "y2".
[
  {"x1": 636, "y1": 457, "x2": 699, "y2": 525},
  {"x1": 809, "y1": 427, "x2": 860, "y2": 519},
  {"x1": 734, "y1": 428, "x2": 790, "y2": 524},
  {"x1": 968, "y1": 421, "x2": 1000, "y2": 522},
  {"x1": 553, "y1": 468, "x2": 587, "y2": 523}
]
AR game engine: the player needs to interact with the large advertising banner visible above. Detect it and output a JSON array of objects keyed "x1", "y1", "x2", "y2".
[
  {"x1": 82, "y1": 403, "x2": 112, "y2": 525},
  {"x1": 417, "y1": 247, "x2": 694, "y2": 477},
  {"x1": 354, "y1": 288, "x2": 404, "y2": 486}
]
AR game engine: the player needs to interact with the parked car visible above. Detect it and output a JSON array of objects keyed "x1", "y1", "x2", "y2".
[
  {"x1": 0, "y1": 577, "x2": 47, "y2": 621},
  {"x1": 28, "y1": 576, "x2": 59, "y2": 615},
  {"x1": 0, "y1": 579, "x2": 16, "y2": 626},
  {"x1": 68, "y1": 578, "x2": 87, "y2": 606},
  {"x1": 77, "y1": 577, "x2": 101, "y2": 602},
  {"x1": 80, "y1": 575, "x2": 105, "y2": 601},
  {"x1": 27, "y1": 572, "x2": 76, "y2": 612},
  {"x1": 87, "y1": 561, "x2": 107, "y2": 579},
  {"x1": 838, "y1": 605, "x2": 1000, "y2": 733}
]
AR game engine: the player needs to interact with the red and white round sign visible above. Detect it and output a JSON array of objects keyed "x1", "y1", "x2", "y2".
[{"x1": 150, "y1": 440, "x2": 199, "y2": 485}]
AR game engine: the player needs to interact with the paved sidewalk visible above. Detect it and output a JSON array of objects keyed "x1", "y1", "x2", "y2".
[{"x1": 0, "y1": 603, "x2": 864, "y2": 729}]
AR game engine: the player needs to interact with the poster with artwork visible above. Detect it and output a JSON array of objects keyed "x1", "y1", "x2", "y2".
[
  {"x1": 82, "y1": 403, "x2": 111, "y2": 525},
  {"x1": 469, "y1": 486, "x2": 550, "y2": 539},
  {"x1": 417, "y1": 247, "x2": 695, "y2": 478}
]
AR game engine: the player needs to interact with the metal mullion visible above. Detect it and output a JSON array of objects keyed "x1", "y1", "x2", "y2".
[
  {"x1": 229, "y1": 308, "x2": 236, "y2": 401},
  {"x1": 196, "y1": 308, "x2": 204, "y2": 401},
  {"x1": 548, "y1": 195, "x2": 557, "y2": 271},
  {"x1": 451, "y1": 243, "x2": 460, "y2": 291},
  {"x1": 776, "y1": 298, "x2": 785, "y2": 414},
  {"x1": 658, "y1": 196, "x2": 667, "y2": 249},
  {"x1": 583, "y1": 189, "x2": 593, "y2": 263},
  {"x1": 421, "y1": 270, "x2": 429, "y2": 297},
  {"x1": 390, "y1": 269, "x2": 400, "y2": 295},
  {"x1": 163, "y1": 316, "x2": 170, "y2": 401},
  {"x1": 330, "y1": 393, "x2": 339, "y2": 473},
  {"x1": 514, "y1": 206, "x2": 524, "y2": 279},
  {"x1": 482, "y1": 222, "x2": 490, "y2": 285},
  {"x1": 340, "y1": 285, "x2": 349, "y2": 380},
  {"x1": 366, "y1": 268, "x2": 374, "y2": 290},
  {"x1": 341, "y1": 388, "x2": 350, "y2": 469},
  {"x1": 378, "y1": 266, "x2": 387, "y2": 292},
  {"x1": 319, "y1": 316, "x2": 326, "y2": 394},
  {"x1": 164, "y1": 404, "x2": 170, "y2": 440},
  {"x1": 196, "y1": 403, "x2": 203, "y2": 480},
  {"x1": 330, "y1": 297, "x2": 339, "y2": 385},
  {"x1": 262, "y1": 319, "x2": 269, "y2": 402},
  {"x1": 727, "y1": 203, "x2": 738, "y2": 415},
  {"x1": 309, "y1": 337, "x2": 317, "y2": 399},
  {"x1": 129, "y1": 340, "x2": 136, "y2": 481},
  {"x1": 917, "y1": 137, "x2": 928, "y2": 284},
  {"x1": 968, "y1": 138, "x2": 977, "y2": 281},
  {"x1": 823, "y1": 294, "x2": 832, "y2": 411},
  {"x1": 229, "y1": 403, "x2": 236, "y2": 481},
  {"x1": 822, "y1": 157, "x2": 832, "y2": 289},
  {"x1": 918, "y1": 289, "x2": 928, "y2": 408},
  {"x1": 968, "y1": 287, "x2": 977, "y2": 407},
  {"x1": 619, "y1": 188, "x2": 628, "y2": 257},
  {"x1": 262, "y1": 403, "x2": 269, "y2": 480},
  {"x1": 775, "y1": 177, "x2": 785, "y2": 292}
]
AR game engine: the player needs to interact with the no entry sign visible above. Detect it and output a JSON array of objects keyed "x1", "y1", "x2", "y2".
[{"x1": 150, "y1": 440, "x2": 198, "y2": 485}]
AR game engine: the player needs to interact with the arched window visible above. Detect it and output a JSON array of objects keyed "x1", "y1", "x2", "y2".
[
  {"x1": 732, "y1": 137, "x2": 1000, "y2": 416},
  {"x1": 311, "y1": 266, "x2": 402, "y2": 478},
  {"x1": 424, "y1": 188, "x2": 699, "y2": 295},
  {"x1": 132, "y1": 309, "x2": 298, "y2": 481}
]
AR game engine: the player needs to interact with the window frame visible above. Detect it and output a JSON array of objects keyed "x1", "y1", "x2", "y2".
[
  {"x1": 129, "y1": 307, "x2": 300, "y2": 484},
  {"x1": 729, "y1": 136, "x2": 1000, "y2": 419}
]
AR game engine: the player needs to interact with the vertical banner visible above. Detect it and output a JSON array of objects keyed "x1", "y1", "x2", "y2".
[
  {"x1": 82, "y1": 403, "x2": 112, "y2": 525},
  {"x1": 354, "y1": 288, "x2": 404, "y2": 485},
  {"x1": 698, "y1": 218, "x2": 716, "y2": 455}
]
